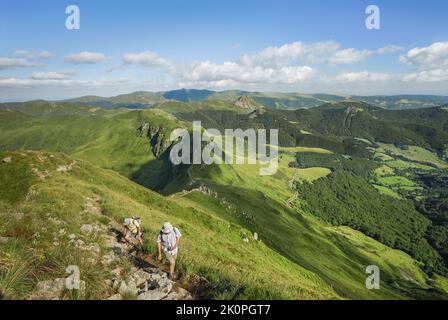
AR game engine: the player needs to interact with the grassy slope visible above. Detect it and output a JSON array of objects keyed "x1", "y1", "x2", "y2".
[
  {"x1": 377, "y1": 143, "x2": 448, "y2": 169},
  {"x1": 1, "y1": 105, "x2": 448, "y2": 299},
  {"x1": 0, "y1": 151, "x2": 338, "y2": 299},
  {"x1": 0, "y1": 108, "x2": 184, "y2": 188},
  {"x1": 168, "y1": 150, "x2": 448, "y2": 299}
]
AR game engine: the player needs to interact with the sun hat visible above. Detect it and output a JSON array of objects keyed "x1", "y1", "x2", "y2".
[{"x1": 162, "y1": 222, "x2": 174, "y2": 234}]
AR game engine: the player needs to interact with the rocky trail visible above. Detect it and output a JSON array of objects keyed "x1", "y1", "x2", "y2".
[
  {"x1": 30, "y1": 192, "x2": 198, "y2": 300},
  {"x1": 31, "y1": 219, "x2": 195, "y2": 300}
]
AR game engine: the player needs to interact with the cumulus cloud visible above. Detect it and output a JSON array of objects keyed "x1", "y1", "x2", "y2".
[
  {"x1": 30, "y1": 71, "x2": 76, "y2": 80},
  {"x1": 376, "y1": 45, "x2": 404, "y2": 54},
  {"x1": 333, "y1": 71, "x2": 392, "y2": 83},
  {"x1": 122, "y1": 51, "x2": 171, "y2": 68},
  {"x1": 0, "y1": 77, "x2": 128, "y2": 88},
  {"x1": 14, "y1": 50, "x2": 52, "y2": 59},
  {"x1": 64, "y1": 51, "x2": 108, "y2": 64},
  {"x1": 402, "y1": 69, "x2": 448, "y2": 82},
  {"x1": 400, "y1": 42, "x2": 448, "y2": 69},
  {"x1": 179, "y1": 61, "x2": 315, "y2": 85},
  {"x1": 328, "y1": 48, "x2": 373, "y2": 65},
  {"x1": 398, "y1": 42, "x2": 448, "y2": 82},
  {"x1": 239, "y1": 41, "x2": 341, "y2": 67},
  {"x1": 0, "y1": 57, "x2": 38, "y2": 69}
]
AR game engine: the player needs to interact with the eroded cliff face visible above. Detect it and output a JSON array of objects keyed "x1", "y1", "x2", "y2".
[{"x1": 137, "y1": 122, "x2": 170, "y2": 158}]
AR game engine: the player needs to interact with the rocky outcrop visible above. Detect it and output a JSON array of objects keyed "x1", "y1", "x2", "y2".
[
  {"x1": 234, "y1": 96, "x2": 259, "y2": 110},
  {"x1": 31, "y1": 278, "x2": 86, "y2": 300},
  {"x1": 137, "y1": 122, "x2": 170, "y2": 158}
]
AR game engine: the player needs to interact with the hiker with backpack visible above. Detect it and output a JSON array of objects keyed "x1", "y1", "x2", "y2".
[
  {"x1": 123, "y1": 216, "x2": 143, "y2": 245},
  {"x1": 157, "y1": 222, "x2": 182, "y2": 279}
]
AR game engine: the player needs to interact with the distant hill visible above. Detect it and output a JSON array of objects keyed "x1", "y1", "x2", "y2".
[{"x1": 58, "y1": 90, "x2": 448, "y2": 110}]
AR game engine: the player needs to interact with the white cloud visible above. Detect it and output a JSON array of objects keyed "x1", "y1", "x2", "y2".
[
  {"x1": 239, "y1": 41, "x2": 341, "y2": 67},
  {"x1": 14, "y1": 50, "x2": 52, "y2": 59},
  {"x1": 397, "y1": 42, "x2": 448, "y2": 82},
  {"x1": 64, "y1": 51, "x2": 108, "y2": 64},
  {"x1": 0, "y1": 77, "x2": 128, "y2": 88},
  {"x1": 122, "y1": 51, "x2": 171, "y2": 68},
  {"x1": 376, "y1": 45, "x2": 403, "y2": 54},
  {"x1": 0, "y1": 57, "x2": 38, "y2": 69},
  {"x1": 178, "y1": 60, "x2": 316, "y2": 85},
  {"x1": 328, "y1": 48, "x2": 373, "y2": 65},
  {"x1": 402, "y1": 68, "x2": 448, "y2": 82},
  {"x1": 399, "y1": 42, "x2": 448, "y2": 69},
  {"x1": 333, "y1": 71, "x2": 392, "y2": 83},
  {"x1": 30, "y1": 71, "x2": 76, "y2": 80}
]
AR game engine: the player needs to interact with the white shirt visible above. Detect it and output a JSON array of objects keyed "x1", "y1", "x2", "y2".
[{"x1": 157, "y1": 227, "x2": 182, "y2": 255}]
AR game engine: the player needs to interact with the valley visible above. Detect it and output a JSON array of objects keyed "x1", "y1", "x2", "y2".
[{"x1": 1, "y1": 94, "x2": 448, "y2": 300}]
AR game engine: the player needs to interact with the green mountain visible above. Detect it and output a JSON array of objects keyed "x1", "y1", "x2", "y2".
[
  {"x1": 60, "y1": 90, "x2": 448, "y2": 110},
  {"x1": 1, "y1": 99, "x2": 448, "y2": 300}
]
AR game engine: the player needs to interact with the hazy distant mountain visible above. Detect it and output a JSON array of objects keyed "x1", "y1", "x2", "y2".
[{"x1": 61, "y1": 89, "x2": 448, "y2": 110}]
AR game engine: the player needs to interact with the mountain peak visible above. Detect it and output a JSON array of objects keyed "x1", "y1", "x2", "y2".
[{"x1": 234, "y1": 95, "x2": 261, "y2": 110}]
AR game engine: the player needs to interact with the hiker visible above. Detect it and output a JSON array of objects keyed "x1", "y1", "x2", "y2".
[
  {"x1": 123, "y1": 216, "x2": 143, "y2": 245},
  {"x1": 157, "y1": 222, "x2": 182, "y2": 279}
]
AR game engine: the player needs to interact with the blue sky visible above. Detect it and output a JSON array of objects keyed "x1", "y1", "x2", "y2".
[{"x1": 1, "y1": 0, "x2": 448, "y2": 100}]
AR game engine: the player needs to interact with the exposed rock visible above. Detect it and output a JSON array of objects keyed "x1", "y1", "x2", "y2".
[
  {"x1": 131, "y1": 270, "x2": 153, "y2": 287},
  {"x1": 253, "y1": 232, "x2": 258, "y2": 241},
  {"x1": 83, "y1": 196, "x2": 102, "y2": 215},
  {"x1": 118, "y1": 280, "x2": 138, "y2": 296},
  {"x1": 137, "y1": 290, "x2": 168, "y2": 300},
  {"x1": 80, "y1": 224, "x2": 94, "y2": 234},
  {"x1": 2, "y1": 156, "x2": 12, "y2": 163},
  {"x1": 102, "y1": 235, "x2": 118, "y2": 249},
  {"x1": 56, "y1": 161, "x2": 77, "y2": 172},
  {"x1": 102, "y1": 252, "x2": 117, "y2": 266},
  {"x1": 156, "y1": 277, "x2": 173, "y2": 294},
  {"x1": 107, "y1": 293, "x2": 122, "y2": 300},
  {"x1": 234, "y1": 96, "x2": 258, "y2": 110},
  {"x1": 111, "y1": 267, "x2": 123, "y2": 279},
  {"x1": 32, "y1": 278, "x2": 66, "y2": 300},
  {"x1": 164, "y1": 287, "x2": 193, "y2": 300}
]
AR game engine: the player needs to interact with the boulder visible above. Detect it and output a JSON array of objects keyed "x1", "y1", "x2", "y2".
[
  {"x1": 137, "y1": 289, "x2": 169, "y2": 300},
  {"x1": 157, "y1": 277, "x2": 173, "y2": 294},
  {"x1": 131, "y1": 270, "x2": 152, "y2": 287},
  {"x1": 80, "y1": 224, "x2": 94, "y2": 234},
  {"x1": 33, "y1": 278, "x2": 66, "y2": 300},
  {"x1": 118, "y1": 280, "x2": 138, "y2": 296},
  {"x1": 164, "y1": 287, "x2": 193, "y2": 300},
  {"x1": 110, "y1": 267, "x2": 123, "y2": 279},
  {"x1": 2, "y1": 156, "x2": 12, "y2": 163}
]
